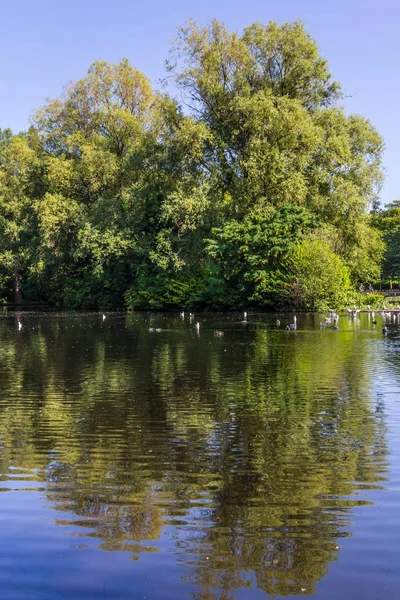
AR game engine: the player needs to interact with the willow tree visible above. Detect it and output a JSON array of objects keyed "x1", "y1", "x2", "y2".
[
  {"x1": 31, "y1": 61, "x2": 156, "y2": 306},
  {"x1": 167, "y1": 20, "x2": 384, "y2": 282},
  {"x1": 33, "y1": 60, "x2": 210, "y2": 307}
]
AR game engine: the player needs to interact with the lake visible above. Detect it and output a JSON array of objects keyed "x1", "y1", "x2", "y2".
[{"x1": 0, "y1": 311, "x2": 399, "y2": 599}]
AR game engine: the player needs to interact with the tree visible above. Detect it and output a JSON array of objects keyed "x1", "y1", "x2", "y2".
[
  {"x1": 168, "y1": 19, "x2": 384, "y2": 276},
  {"x1": 283, "y1": 239, "x2": 353, "y2": 310},
  {"x1": 371, "y1": 200, "x2": 400, "y2": 280},
  {"x1": 0, "y1": 22, "x2": 387, "y2": 309},
  {"x1": 204, "y1": 205, "x2": 316, "y2": 307},
  {"x1": 0, "y1": 130, "x2": 39, "y2": 303}
]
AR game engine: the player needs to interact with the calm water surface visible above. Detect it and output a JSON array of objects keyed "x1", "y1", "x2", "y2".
[{"x1": 0, "y1": 311, "x2": 399, "y2": 599}]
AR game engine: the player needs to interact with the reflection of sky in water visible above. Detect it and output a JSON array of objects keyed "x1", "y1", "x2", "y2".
[{"x1": 0, "y1": 311, "x2": 398, "y2": 599}]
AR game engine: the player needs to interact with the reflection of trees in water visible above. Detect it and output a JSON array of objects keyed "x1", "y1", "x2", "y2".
[{"x1": 0, "y1": 315, "x2": 389, "y2": 595}]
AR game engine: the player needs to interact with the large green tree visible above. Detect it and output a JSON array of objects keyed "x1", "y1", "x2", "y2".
[
  {"x1": 0, "y1": 20, "x2": 387, "y2": 309},
  {"x1": 168, "y1": 20, "x2": 384, "y2": 282}
]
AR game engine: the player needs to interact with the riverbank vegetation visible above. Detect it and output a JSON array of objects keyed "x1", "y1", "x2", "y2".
[{"x1": 0, "y1": 20, "x2": 394, "y2": 310}]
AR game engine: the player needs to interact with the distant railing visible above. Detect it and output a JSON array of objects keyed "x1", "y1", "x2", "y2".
[
  {"x1": 380, "y1": 290, "x2": 400, "y2": 297},
  {"x1": 360, "y1": 289, "x2": 400, "y2": 297}
]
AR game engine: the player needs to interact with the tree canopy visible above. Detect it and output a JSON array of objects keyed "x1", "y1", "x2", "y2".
[
  {"x1": 0, "y1": 20, "x2": 388, "y2": 309},
  {"x1": 371, "y1": 200, "x2": 400, "y2": 280}
]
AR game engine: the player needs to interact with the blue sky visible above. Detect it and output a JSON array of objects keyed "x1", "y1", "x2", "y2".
[{"x1": 0, "y1": 0, "x2": 398, "y2": 204}]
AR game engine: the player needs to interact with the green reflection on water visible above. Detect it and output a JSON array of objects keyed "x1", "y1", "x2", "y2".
[{"x1": 0, "y1": 312, "x2": 390, "y2": 597}]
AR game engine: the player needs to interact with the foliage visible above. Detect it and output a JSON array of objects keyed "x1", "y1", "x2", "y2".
[
  {"x1": 356, "y1": 292, "x2": 385, "y2": 308},
  {"x1": 0, "y1": 20, "x2": 389, "y2": 309},
  {"x1": 283, "y1": 239, "x2": 353, "y2": 310},
  {"x1": 204, "y1": 206, "x2": 316, "y2": 307},
  {"x1": 371, "y1": 201, "x2": 400, "y2": 279},
  {"x1": 372, "y1": 279, "x2": 400, "y2": 290},
  {"x1": 124, "y1": 266, "x2": 203, "y2": 310}
]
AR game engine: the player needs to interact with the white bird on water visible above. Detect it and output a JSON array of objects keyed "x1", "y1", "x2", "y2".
[
  {"x1": 195, "y1": 322, "x2": 200, "y2": 331},
  {"x1": 102, "y1": 314, "x2": 106, "y2": 321},
  {"x1": 180, "y1": 311, "x2": 185, "y2": 318},
  {"x1": 18, "y1": 320, "x2": 22, "y2": 331}
]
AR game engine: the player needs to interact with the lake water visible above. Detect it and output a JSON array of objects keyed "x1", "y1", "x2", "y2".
[{"x1": 0, "y1": 311, "x2": 399, "y2": 599}]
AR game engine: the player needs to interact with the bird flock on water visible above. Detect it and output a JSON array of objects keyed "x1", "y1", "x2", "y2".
[{"x1": 12, "y1": 305, "x2": 399, "y2": 337}]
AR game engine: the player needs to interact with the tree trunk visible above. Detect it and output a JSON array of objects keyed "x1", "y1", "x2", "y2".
[{"x1": 14, "y1": 271, "x2": 22, "y2": 305}]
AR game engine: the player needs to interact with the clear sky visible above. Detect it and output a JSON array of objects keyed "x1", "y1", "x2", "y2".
[{"x1": 0, "y1": 0, "x2": 398, "y2": 204}]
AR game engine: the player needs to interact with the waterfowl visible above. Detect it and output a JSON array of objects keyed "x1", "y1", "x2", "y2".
[
  {"x1": 149, "y1": 328, "x2": 155, "y2": 332},
  {"x1": 18, "y1": 320, "x2": 22, "y2": 331},
  {"x1": 155, "y1": 328, "x2": 162, "y2": 332},
  {"x1": 195, "y1": 322, "x2": 200, "y2": 330},
  {"x1": 276, "y1": 319, "x2": 280, "y2": 326},
  {"x1": 383, "y1": 326, "x2": 388, "y2": 335},
  {"x1": 372, "y1": 319, "x2": 377, "y2": 325},
  {"x1": 102, "y1": 314, "x2": 106, "y2": 321}
]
